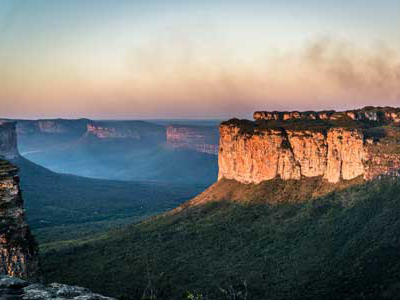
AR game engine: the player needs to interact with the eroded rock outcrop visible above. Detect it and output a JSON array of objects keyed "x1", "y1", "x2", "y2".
[
  {"x1": 219, "y1": 107, "x2": 400, "y2": 184},
  {"x1": 0, "y1": 160, "x2": 39, "y2": 280},
  {"x1": 166, "y1": 125, "x2": 219, "y2": 155},
  {"x1": 0, "y1": 275, "x2": 116, "y2": 299}
]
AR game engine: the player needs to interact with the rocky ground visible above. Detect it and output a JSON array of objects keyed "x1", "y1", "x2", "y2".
[{"x1": 0, "y1": 276, "x2": 116, "y2": 300}]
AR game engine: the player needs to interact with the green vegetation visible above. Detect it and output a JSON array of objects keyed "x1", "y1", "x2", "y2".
[
  {"x1": 14, "y1": 157, "x2": 207, "y2": 245},
  {"x1": 225, "y1": 118, "x2": 384, "y2": 136},
  {"x1": 41, "y1": 177, "x2": 400, "y2": 300}
]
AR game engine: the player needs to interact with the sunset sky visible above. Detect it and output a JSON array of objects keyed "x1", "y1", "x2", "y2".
[{"x1": 0, "y1": 0, "x2": 399, "y2": 119}]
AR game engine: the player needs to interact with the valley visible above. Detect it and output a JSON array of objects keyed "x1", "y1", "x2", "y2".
[
  {"x1": 42, "y1": 177, "x2": 400, "y2": 299},
  {"x1": 34, "y1": 107, "x2": 400, "y2": 299},
  {"x1": 12, "y1": 118, "x2": 219, "y2": 184},
  {"x1": 1, "y1": 3, "x2": 398, "y2": 299},
  {"x1": 2, "y1": 107, "x2": 400, "y2": 300},
  {"x1": 15, "y1": 157, "x2": 206, "y2": 248}
]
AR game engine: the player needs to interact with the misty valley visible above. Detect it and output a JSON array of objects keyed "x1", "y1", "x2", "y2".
[
  {"x1": 1, "y1": 2, "x2": 400, "y2": 299},
  {"x1": 17, "y1": 119, "x2": 220, "y2": 184},
  {"x1": 2, "y1": 107, "x2": 400, "y2": 299}
]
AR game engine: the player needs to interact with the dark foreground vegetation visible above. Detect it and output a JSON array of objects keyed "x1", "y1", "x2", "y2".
[{"x1": 41, "y1": 177, "x2": 400, "y2": 300}]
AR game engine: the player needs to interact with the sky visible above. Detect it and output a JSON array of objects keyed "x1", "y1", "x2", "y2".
[{"x1": 0, "y1": 0, "x2": 399, "y2": 119}]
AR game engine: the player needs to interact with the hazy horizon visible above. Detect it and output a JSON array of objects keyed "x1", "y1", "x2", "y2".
[{"x1": 1, "y1": 0, "x2": 399, "y2": 119}]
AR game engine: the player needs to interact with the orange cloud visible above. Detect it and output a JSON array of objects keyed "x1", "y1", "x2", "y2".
[{"x1": 1, "y1": 36, "x2": 399, "y2": 118}]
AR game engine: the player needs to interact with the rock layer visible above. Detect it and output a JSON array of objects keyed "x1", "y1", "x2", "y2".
[
  {"x1": 218, "y1": 107, "x2": 400, "y2": 184},
  {"x1": 219, "y1": 125, "x2": 366, "y2": 183},
  {"x1": 0, "y1": 160, "x2": 39, "y2": 280}
]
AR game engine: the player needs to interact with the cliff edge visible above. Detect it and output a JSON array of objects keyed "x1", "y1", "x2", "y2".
[
  {"x1": 0, "y1": 121, "x2": 39, "y2": 279},
  {"x1": 0, "y1": 160, "x2": 39, "y2": 280}
]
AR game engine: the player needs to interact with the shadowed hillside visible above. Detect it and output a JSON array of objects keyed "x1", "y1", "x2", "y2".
[
  {"x1": 13, "y1": 157, "x2": 207, "y2": 246},
  {"x1": 41, "y1": 177, "x2": 400, "y2": 300}
]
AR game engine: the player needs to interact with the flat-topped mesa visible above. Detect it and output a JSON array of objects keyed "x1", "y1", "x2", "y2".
[
  {"x1": 0, "y1": 122, "x2": 19, "y2": 160},
  {"x1": 87, "y1": 123, "x2": 141, "y2": 139},
  {"x1": 218, "y1": 107, "x2": 400, "y2": 184},
  {"x1": 86, "y1": 121, "x2": 165, "y2": 142},
  {"x1": 253, "y1": 106, "x2": 400, "y2": 123},
  {"x1": 166, "y1": 125, "x2": 219, "y2": 155},
  {"x1": 0, "y1": 160, "x2": 39, "y2": 280}
]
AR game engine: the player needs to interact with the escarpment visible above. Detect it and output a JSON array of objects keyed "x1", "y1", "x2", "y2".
[
  {"x1": 218, "y1": 107, "x2": 400, "y2": 184},
  {"x1": 0, "y1": 160, "x2": 39, "y2": 280},
  {"x1": 0, "y1": 122, "x2": 19, "y2": 160},
  {"x1": 0, "y1": 122, "x2": 39, "y2": 280},
  {"x1": 166, "y1": 125, "x2": 219, "y2": 155},
  {"x1": 86, "y1": 121, "x2": 165, "y2": 142}
]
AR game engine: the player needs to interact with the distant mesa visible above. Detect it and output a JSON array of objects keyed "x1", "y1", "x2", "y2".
[
  {"x1": 166, "y1": 125, "x2": 219, "y2": 155},
  {"x1": 14, "y1": 119, "x2": 90, "y2": 136},
  {"x1": 86, "y1": 121, "x2": 166, "y2": 143},
  {"x1": 87, "y1": 123, "x2": 141, "y2": 139}
]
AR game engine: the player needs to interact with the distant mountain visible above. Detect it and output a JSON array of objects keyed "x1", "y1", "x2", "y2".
[
  {"x1": 14, "y1": 118, "x2": 218, "y2": 184},
  {"x1": 166, "y1": 124, "x2": 219, "y2": 155}
]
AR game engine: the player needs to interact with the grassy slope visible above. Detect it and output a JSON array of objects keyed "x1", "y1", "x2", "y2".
[
  {"x1": 14, "y1": 157, "x2": 207, "y2": 246},
  {"x1": 41, "y1": 177, "x2": 400, "y2": 300}
]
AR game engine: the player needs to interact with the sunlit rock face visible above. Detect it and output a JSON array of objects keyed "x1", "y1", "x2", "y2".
[
  {"x1": 324, "y1": 129, "x2": 365, "y2": 183},
  {"x1": 0, "y1": 122, "x2": 19, "y2": 160},
  {"x1": 219, "y1": 125, "x2": 365, "y2": 183},
  {"x1": 166, "y1": 125, "x2": 219, "y2": 155},
  {"x1": 219, "y1": 107, "x2": 400, "y2": 184},
  {"x1": 0, "y1": 160, "x2": 39, "y2": 280}
]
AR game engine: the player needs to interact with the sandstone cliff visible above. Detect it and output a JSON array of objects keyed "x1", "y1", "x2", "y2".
[
  {"x1": 166, "y1": 125, "x2": 219, "y2": 155},
  {"x1": 0, "y1": 122, "x2": 19, "y2": 160},
  {"x1": 218, "y1": 107, "x2": 400, "y2": 184},
  {"x1": 0, "y1": 160, "x2": 39, "y2": 280}
]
